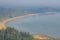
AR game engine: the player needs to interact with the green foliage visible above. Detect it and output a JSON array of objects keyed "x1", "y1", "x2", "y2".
[
  {"x1": 0, "y1": 27, "x2": 33, "y2": 40},
  {"x1": 0, "y1": 27, "x2": 58, "y2": 40}
]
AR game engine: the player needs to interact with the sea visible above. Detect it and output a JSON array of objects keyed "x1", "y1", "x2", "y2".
[{"x1": 6, "y1": 13, "x2": 60, "y2": 38}]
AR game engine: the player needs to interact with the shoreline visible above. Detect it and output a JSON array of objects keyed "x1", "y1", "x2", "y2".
[
  {"x1": 0, "y1": 14, "x2": 56, "y2": 39},
  {"x1": 0, "y1": 14, "x2": 37, "y2": 30}
]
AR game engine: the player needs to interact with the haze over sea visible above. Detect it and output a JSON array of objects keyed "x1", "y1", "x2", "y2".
[{"x1": 6, "y1": 13, "x2": 60, "y2": 38}]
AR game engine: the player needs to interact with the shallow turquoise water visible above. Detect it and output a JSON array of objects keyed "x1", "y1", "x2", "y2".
[{"x1": 6, "y1": 13, "x2": 60, "y2": 38}]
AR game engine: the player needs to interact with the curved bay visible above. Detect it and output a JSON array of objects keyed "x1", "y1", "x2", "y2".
[{"x1": 6, "y1": 13, "x2": 60, "y2": 38}]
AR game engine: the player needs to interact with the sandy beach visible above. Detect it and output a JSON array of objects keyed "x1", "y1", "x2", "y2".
[
  {"x1": 0, "y1": 14, "x2": 55, "y2": 39},
  {"x1": 0, "y1": 14, "x2": 37, "y2": 30}
]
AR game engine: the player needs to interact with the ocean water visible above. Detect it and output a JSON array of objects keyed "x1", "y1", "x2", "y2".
[{"x1": 6, "y1": 13, "x2": 60, "y2": 38}]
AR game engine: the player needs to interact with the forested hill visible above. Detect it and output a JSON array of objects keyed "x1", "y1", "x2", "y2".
[{"x1": 0, "y1": 27, "x2": 33, "y2": 40}]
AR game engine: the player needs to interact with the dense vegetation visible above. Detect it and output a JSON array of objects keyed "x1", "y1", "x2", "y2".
[
  {"x1": 0, "y1": 27, "x2": 60, "y2": 40},
  {"x1": 0, "y1": 27, "x2": 33, "y2": 40}
]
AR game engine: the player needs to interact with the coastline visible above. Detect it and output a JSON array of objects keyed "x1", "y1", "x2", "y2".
[
  {"x1": 0, "y1": 14, "x2": 56, "y2": 39},
  {"x1": 0, "y1": 14, "x2": 37, "y2": 30}
]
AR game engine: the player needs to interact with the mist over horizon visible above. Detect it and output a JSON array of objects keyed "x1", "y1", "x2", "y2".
[{"x1": 0, "y1": 0, "x2": 60, "y2": 8}]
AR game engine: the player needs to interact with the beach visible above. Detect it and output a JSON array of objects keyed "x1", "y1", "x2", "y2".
[{"x1": 0, "y1": 14, "x2": 37, "y2": 30}]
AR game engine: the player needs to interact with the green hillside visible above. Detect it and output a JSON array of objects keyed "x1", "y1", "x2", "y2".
[
  {"x1": 0, "y1": 27, "x2": 32, "y2": 40},
  {"x1": 0, "y1": 27, "x2": 60, "y2": 40}
]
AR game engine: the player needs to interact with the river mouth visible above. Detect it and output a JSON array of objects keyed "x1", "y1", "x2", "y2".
[{"x1": 6, "y1": 13, "x2": 60, "y2": 38}]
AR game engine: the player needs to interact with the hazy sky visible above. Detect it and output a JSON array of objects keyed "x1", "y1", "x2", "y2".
[{"x1": 0, "y1": 0, "x2": 60, "y2": 7}]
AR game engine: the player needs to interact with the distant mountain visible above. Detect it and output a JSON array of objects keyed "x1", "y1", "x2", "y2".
[
  {"x1": 0, "y1": 7, "x2": 60, "y2": 20},
  {"x1": 27, "y1": 7, "x2": 60, "y2": 13}
]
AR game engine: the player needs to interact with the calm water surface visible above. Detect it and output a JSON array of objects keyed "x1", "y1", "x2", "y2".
[{"x1": 6, "y1": 13, "x2": 60, "y2": 38}]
